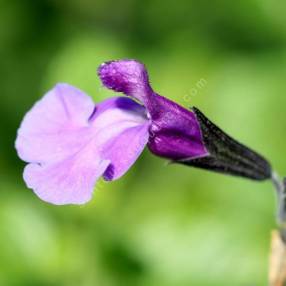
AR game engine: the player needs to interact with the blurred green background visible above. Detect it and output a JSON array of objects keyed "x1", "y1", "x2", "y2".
[{"x1": 1, "y1": 0, "x2": 286, "y2": 285}]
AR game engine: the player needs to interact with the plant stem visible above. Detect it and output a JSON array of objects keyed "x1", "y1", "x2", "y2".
[
  {"x1": 269, "y1": 230, "x2": 286, "y2": 286},
  {"x1": 272, "y1": 172, "x2": 286, "y2": 238},
  {"x1": 269, "y1": 172, "x2": 286, "y2": 286}
]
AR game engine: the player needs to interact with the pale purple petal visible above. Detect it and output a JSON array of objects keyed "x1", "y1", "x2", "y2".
[
  {"x1": 89, "y1": 97, "x2": 150, "y2": 180},
  {"x1": 15, "y1": 83, "x2": 95, "y2": 164},
  {"x1": 24, "y1": 154, "x2": 110, "y2": 205},
  {"x1": 16, "y1": 84, "x2": 150, "y2": 205},
  {"x1": 102, "y1": 123, "x2": 149, "y2": 180}
]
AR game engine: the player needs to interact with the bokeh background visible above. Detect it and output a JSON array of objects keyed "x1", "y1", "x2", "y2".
[{"x1": 1, "y1": 0, "x2": 286, "y2": 285}]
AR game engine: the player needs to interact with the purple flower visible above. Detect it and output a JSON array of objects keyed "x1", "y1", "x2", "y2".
[
  {"x1": 15, "y1": 59, "x2": 271, "y2": 205},
  {"x1": 15, "y1": 60, "x2": 207, "y2": 205}
]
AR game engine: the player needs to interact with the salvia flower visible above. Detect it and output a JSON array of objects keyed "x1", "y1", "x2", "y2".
[{"x1": 15, "y1": 59, "x2": 271, "y2": 205}]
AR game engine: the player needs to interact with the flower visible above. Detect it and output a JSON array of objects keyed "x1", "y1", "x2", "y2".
[{"x1": 15, "y1": 59, "x2": 271, "y2": 205}]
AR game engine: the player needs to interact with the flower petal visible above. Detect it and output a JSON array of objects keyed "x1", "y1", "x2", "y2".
[
  {"x1": 15, "y1": 83, "x2": 95, "y2": 164},
  {"x1": 24, "y1": 153, "x2": 110, "y2": 205},
  {"x1": 148, "y1": 94, "x2": 208, "y2": 160},
  {"x1": 16, "y1": 84, "x2": 150, "y2": 205},
  {"x1": 102, "y1": 123, "x2": 150, "y2": 181},
  {"x1": 98, "y1": 59, "x2": 152, "y2": 104},
  {"x1": 97, "y1": 60, "x2": 208, "y2": 161},
  {"x1": 89, "y1": 97, "x2": 150, "y2": 180}
]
